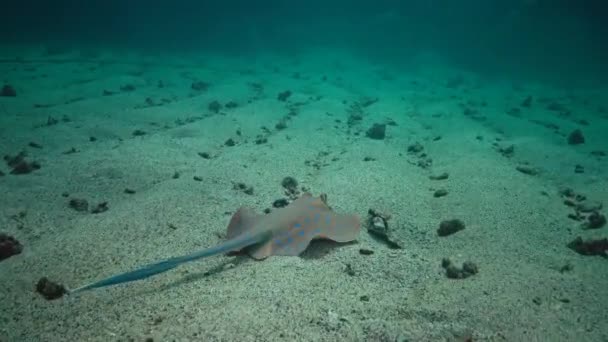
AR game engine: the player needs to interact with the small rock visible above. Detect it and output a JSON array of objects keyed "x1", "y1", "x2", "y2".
[
  {"x1": 35, "y1": 277, "x2": 66, "y2": 300},
  {"x1": 441, "y1": 258, "x2": 478, "y2": 279},
  {"x1": 365, "y1": 123, "x2": 386, "y2": 140},
  {"x1": 574, "y1": 164, "x2": 584, "y2": 173},
  {"x1": 277, "y1": 90, "x2": 292, "y2": 102},
  {"x1": 0, "y1": 233, "x2": 23, "y2": 261},
  {"x1": 429, "y1": 172, "x2": 449, "y2": 180},
  {"x1": 273, "y1": 198, "x2": 289, "y2": 208},
  {"x1": 567, "y1": 237, "x2": 608, "y2": 257},
  {"x1": 120, "y1": 84, "x2": 136, "y2": 92},
  {"x1": 208, "y1": 100, "x2": 222, "y2": 114},
  {"x1": 91, "y1": 202, "x2": 109, "y2": 214},
  {"x1": 0, "y1": 84, "x2": 17, "y2": 97},
  {"x1": 281, "y1": 176, "x2": 298, "y2": 191},
  {"x1": 433, "y1": 189, "x2": 448, "y2": 198},
  {"x1": 198, "y1": 152, "x2": 211, "y2": 159},
  {"x1": 191, "y1": 81, "x2": 210, "y2": 92},
  {"x1": 68, "y1": 198, "x2": 89, "y2": 212},
  {"x1": 585, "y1": 212, "x2": 606, "y2": 229},
  {"x1": 437, "y1": 219, "x2": 465, "y2": 237},
  {"x1": 193, "y1": 176, "x2": 203, "y2": 182},
  {"x1": 132, "y1": 129, "x2": 146, "y2": 136},
  {"x1": 359, "y1": 248, "x2": 374, "y2": 255},
  {"x1": 516, "y1": 165, "x2": 538, "y2": 176},
  {"x1": 407, "y1": 142, "x2": 424, "y2": 154},
  {"x1": 224, "y1": 138, "x2": 236, "y2": 147},
  {"x1": 124, "y1": 188, "x2": 136, "y2": 194},
  {"x1": 521, "y1": 95, "x2": 532, "y2": 108},
  {"x1": 567, "y1": 129, "x2": 585, "y2": 145}
]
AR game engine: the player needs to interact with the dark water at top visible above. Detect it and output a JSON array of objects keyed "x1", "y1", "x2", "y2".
[{"x1": 2, "y1": 0, "x2": 607, "y2": 85}]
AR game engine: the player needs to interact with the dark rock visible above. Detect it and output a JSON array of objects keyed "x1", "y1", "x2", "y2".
[
  {"x1": 224, "y1": 138, "x2": 235, "y2": 147},
  {"x1": 275, "y1": 119, "x2": 288, "y2": 130},
  {"x1": 193, "y1": 176, "x2": 203, "y2": 182},
  {"x1": 28, "y1": 142, "x2": 43, "y2": 149},
  {"x1": 273, "y1": 198, "x2": 289, "y2": 208},
  {"x1": 281, "y1": 176, "x2": 298, "y2": 191},
  {"x1": 120, "y1": 84, "x2": 135, "y2": 92},
  {"x1": 91, "y1": 202, "x2": 109, "y2": 214},
  {"x1": 69, "y1": 198, "x2": 89, "y2": 212},
  {"x1": 567, "y1": 129, "x2": 585, "y2": 145},
  {"x1": 208, "y1": 100, "x2": 222, "y2": 113},
  {"x1": 574, "y1": 164, "x2": 584, "y2": 173},
  {"x1": 407, "y1": 142, "x2": 424, "y2": 154},
  {"x1": 366, "y1": 123, "x2": 386, "y2": 140},
  {"x1": 441, "y1": 258, "x2": 478, "y2": 279},
  {"x1": 0, "y1": 233, "x2": 23, "y2": 261},
  {"x1": 35, "y1": 277, "x2": 66, "y2": 300},
  {"x1": 4, "y1": 151, "x2": 26, "y2": 168},
  {"x1": 277, "y1": 90, "x2": 292, "y2": 102},
  {"x1": 586, "y1": 212, "x2": 606, "y2": 229},
  {"x1": 124, "y1": 188, "x2": 136, "y2": 194},
  {"x1": 89, "y1": 136, "x2": 97, "y2": 142},
  {"x1": 198, "y1": 152, "x2": 211, "y2": 159},
  {"x1": 191, "y1": 81, "x2": 210, "y2": 92},
  {"x1": 433, "y1": 189, "x2": 448, "y2": 197},
  {"x1": 497, "y1": 144, "x2": 515, "y2": 158},
  {"x1": 1, "y1": 84, "x2": 17, "y2": 97},
  {"x1": 516, "y1": 165, "x2": 538, "y2": 176},
  {"x1": 521, "y1": 95, "x2": 533, "y2": 107},
  {"x1": 225, "y1": 101, "x2": 238, "y2": 109},
  {"x1": 359, "y1": 248, "x2": 374, "y2": 255},
  {"x1": 132, "y1": 129, "x2": 146, "y2": 136},
  {"x1": 567, "y1": 237, "x2": 608, "y2": 257},
  {"x1": 429, "y1": 172, "x2": 449, "y2": 180},
  {"x1": 437, "y1": 219, "x2": 465, "y2": 237},
  {"x1": 11, "y1": 161, "x2": 39, "y2": 175},
  {"x1": 255, "y1": 136, "x2": 268, "y2": 145}
]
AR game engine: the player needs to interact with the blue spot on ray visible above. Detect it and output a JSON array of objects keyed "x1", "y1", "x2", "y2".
[
  {"x1": 298, "y1": 230, "x2": 306, "y2": 236},
  {"x1": 313, "y1": 213, "x2": 320, "y2": 222},
  {"x1": 294, "y1": 223, "x2": 302, "y2": 228}
]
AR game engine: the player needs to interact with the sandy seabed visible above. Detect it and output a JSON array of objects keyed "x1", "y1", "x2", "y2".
[{"x1": 0, "y1": 46, "x2": 607, "y2": 341}]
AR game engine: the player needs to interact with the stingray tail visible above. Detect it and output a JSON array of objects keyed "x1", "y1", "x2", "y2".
[{"x1": 68, "y1": 230, "x2": 272, "y2": 295}]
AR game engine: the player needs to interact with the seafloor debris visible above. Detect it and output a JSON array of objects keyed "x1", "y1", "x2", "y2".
[
  {"x1": 441, "y1": 258, "x2": 478, "y2": 279},
  {"x1": 35, "y1": 277, "x2": 67, "y2": 300},
  {"x1": 366, "y1": 209, "x2": 402, "y2": 249},
  {"x1": 0, "y1": 233, "x2": 23, "y2": 261},
  {"x1": 437, "y1": 219, "x2": 465, "y2": 237}
]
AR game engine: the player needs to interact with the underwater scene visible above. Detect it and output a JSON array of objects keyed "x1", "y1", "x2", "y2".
[{"x1": 1, "y1": 0, "x2": 607, "y2": 341}]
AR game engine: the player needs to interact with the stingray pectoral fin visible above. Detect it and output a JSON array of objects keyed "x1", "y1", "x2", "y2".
[{"x1": 69, "y1": 230, "x2": 272, "y2": 295}]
